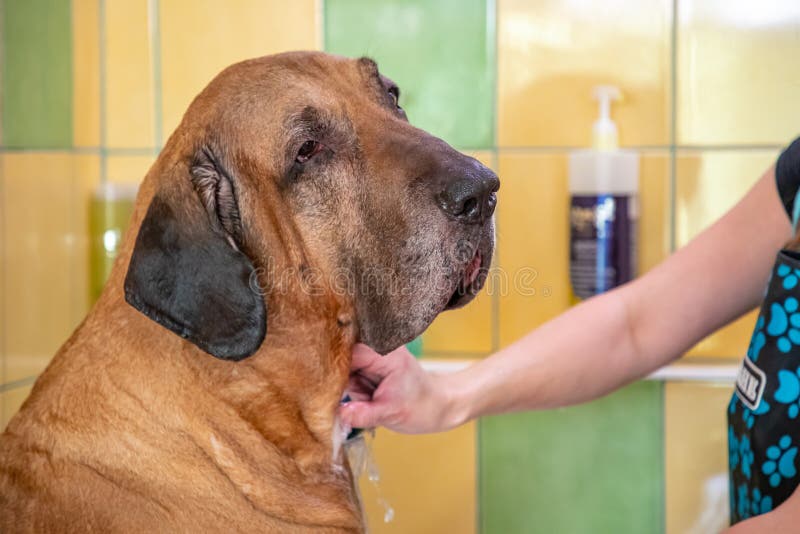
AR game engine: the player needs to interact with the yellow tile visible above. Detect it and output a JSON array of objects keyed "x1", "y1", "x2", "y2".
[
  {"x1": 687, "y1": 310, "x2": 759, "y2": 360},
  {"x1": 423, "y1": 151, "x2": 495, "y2": 354},
  {"x1": 104, "y1": 0, "x2": 154, "y2": 148},
  {"x1": 678, "y1": 2, "x2": 800, "y2": 145},
  {"x1": 422, "y1": 279, "x2": 494, "y2": 355},
  {"x1": 355, "y1": 424, "x2": 476, "y2": 534},
  {"x1": 71, "y1": 155, "x2": 102, "y2": 319},
  {"x1": 675, "y1": 151, "x2": 778, "y2": 247},
  {"x1": 665, "y1": 382, "x2": 732, "y2": 534},
  {"x1": 1, "y1": 385, "x2": 34, "y2": 431},
  {"x1": 639, "y1": 154, "x2": 671, "y2": 274},
  {"x1": 497, "y1": 0, "x2": 671, "y2": 147},
  {"x1": 676, "y1": 151, "x2": 779, "y2": 358},
  {"x1": 2, "y1": 154, "x2": 84, "y2": 380},
  {"x1": 72, "y1": 0, "x2": 101, "y2": 147},
  {"x1": 159, "y1": 0, "x2": 319, "y2": 138},
  {"x1": 106, "y1": 154, "x2": 155, "y2": 185},
  {"x1": 497, "y1": 152, "x2": 670, "y2": 347},
  {"x1": 496, "y1": 153, "x2": 570, "y2": 347}
]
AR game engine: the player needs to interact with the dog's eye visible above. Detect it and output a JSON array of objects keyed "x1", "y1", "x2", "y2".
[
  {"x1": 388, "y1": 86, "x2": 400, "y2": 108},
  {"x1": 296, "y1": 140, "x2": 322, "y2": 164}
]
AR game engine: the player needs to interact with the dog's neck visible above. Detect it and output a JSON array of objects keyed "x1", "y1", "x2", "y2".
[
  {"x1": 192, "y1": 290, "x2": 355, "y2": 469},
  {"x1": 84, "y1": 272, "x2": 362, "y2": 528}
]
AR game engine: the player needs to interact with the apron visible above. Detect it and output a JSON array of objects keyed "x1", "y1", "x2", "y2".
[{"x1": 729, "y1": 248, "x2": 800, "y2": 523}]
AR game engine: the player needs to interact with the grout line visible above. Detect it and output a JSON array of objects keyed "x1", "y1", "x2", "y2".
[
  {"x1": 475, "y1": 413, "x2": 482, "y2": 534},
  {"x1": 98, "y1": 0, "x2": 107, "y2": 183},
  {"x1": 68, "y1": 0, "x2": 78, "y2": 332},
  {"x1": 315, "y1": 0, "x2": 325, "y2": 51},
  {"x1": 489, "y1": 0, "x2": 500, "y2": 357},
  {"x1": 487, "y1": 0, "x2": 497, "y2": 154},
  {"x1": 0, "y1": 146, "x2": 160, "y2": 156},
  {"x1": 419, "y1": 359, "x2": 739, "y2": 382},
  {"x1": 668, "y1": 0, "x2": 679, "y2": 255},
  {"x1": 481, "y1": 4, "x2": 500, "y2": 527},
  {"x1": 0, "y1": 165, "x2": 4, "y2": 395},
  {"x1": 0, "y1": 205, "x2": 3, "y2": 396},
  {"x1": 493, "y1": 144, "x2": 784, "y2": 153},
  {"x1": 670, "y1": 144, "x2": 784, "y2": 152},
  {"x1": 658, "y1": 379, "x2": 666, "y2": 534},
  {"x1": 0, "y1": 144, "x2": 784, "y2": 154},
  {"x1": 0, "y1": 0, "x2": 6, "y2": 402},
  {"x1": 0, "y1": 375, "x2": 37, "y2": 394},
  {"x1": 490, "y1": 147, "x2": 500, "y2": 354},
  {"x1": 149, "y1": 0, "x2": 163, "y2": 151},
  {"x1": 0, "y1": 0, "x2": 4, "y2": 147},
  {"x1": 69, "y1": 0, "x2": 75, "y2": 150},
  {"x1": 665, "y1": 4, "x2": 678, "y2": 531}
]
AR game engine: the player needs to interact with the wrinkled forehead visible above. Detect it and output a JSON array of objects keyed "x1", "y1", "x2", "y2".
[
  {"x1": 201, "y1": 53, "x2": 389, "y2": 130},
  {"x1": 231, "y1": 53, "x2": 385, "y2": 101},
  {"x1": 279, "y1": 55, "x2": 392, "y2": 115}
]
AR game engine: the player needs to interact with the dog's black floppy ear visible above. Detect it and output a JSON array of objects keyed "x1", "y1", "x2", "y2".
[{"x1": 124, "y1": 148, "x2": 266, "y2": 361}]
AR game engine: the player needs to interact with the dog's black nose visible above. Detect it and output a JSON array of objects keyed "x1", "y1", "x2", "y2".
[{"x1": 438, "y1": 167, "x2": 499, "y2": 224}]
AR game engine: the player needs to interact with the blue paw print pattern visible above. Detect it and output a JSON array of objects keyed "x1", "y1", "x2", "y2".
[
  {"x1": 762, "y1": 435, "x2": 798, "y2": 488},
  {"x1": 777, "y1": 263, "x2": 800, "y2": 290},
  {"x1": 735, "y1": 484, "x2": 772, "y2": 520},
  {"x1": 747, "y1": 317, "x2": 766, "y2": 362},
  {"x1": 737, "y1": 484, "x2": 751, "y2": 519},
  {"x1": 739, "y1": 435, "x2": 755, "y2": 479},
  {"x1": 742, "y1": 399, "x2": 771, "y2": 429},
  {"x1": 750, "y1": 487, "x2": 773, "y2": 516},
  {"x1": 767, "y1": 297, "x2": 800, "y2": 353},
  {"x1": 729, "y1": 426, "x2": 740, "y2": 470},
  {"x1": 775, "y1": 366, "x2": 800, "y2": 418}
]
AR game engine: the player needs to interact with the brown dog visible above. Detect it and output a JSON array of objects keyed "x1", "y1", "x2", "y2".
[{"x1": 0, "y1": 52, "x2": 498, "y2": 532}]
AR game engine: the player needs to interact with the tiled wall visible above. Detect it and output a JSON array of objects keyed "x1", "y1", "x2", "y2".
[
  {"x1": 480, "y1": 382, "x2": 665, "y2": 532},
  {"x1": 2, "y1": 1, "x2": 799, "y2": 532}
]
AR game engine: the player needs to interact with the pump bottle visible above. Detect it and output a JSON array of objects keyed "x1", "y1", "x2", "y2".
[{"x1": 568, "y1": 86, "x2": 639, "y2": 301}]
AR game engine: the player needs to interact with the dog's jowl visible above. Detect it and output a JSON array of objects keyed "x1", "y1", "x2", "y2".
[{"x1": 0, "y1": 52, "x2": 498, "y2": 533}]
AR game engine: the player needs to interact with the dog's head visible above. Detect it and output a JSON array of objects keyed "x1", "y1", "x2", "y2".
[{"x1": 124, "y1": 52, "x2": 498, "y2": 360}]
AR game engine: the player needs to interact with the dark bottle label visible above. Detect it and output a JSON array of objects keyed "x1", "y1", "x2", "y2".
[{"x1": 569, "y1": 195, "x2": 637, "y2": 300}]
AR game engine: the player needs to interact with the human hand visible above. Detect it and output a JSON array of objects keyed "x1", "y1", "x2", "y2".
[{"x1": 339, "y1": 343, "x2": 458, "y2": 434}]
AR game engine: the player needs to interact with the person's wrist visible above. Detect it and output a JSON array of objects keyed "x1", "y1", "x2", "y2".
[{"x1": 435, "y1": 370, "x2": 472, "y2": 431}]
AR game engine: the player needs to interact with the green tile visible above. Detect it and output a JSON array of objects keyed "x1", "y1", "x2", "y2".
[
  {"x1": 324, "y1": 0, "x2": 495, "y2": 150},
  {"x1": 2, "y1": 0, "x2": 73, "y2": 148},
  {"x1": 479, "y1": 381, "x2": 664, "y2": 534}
]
